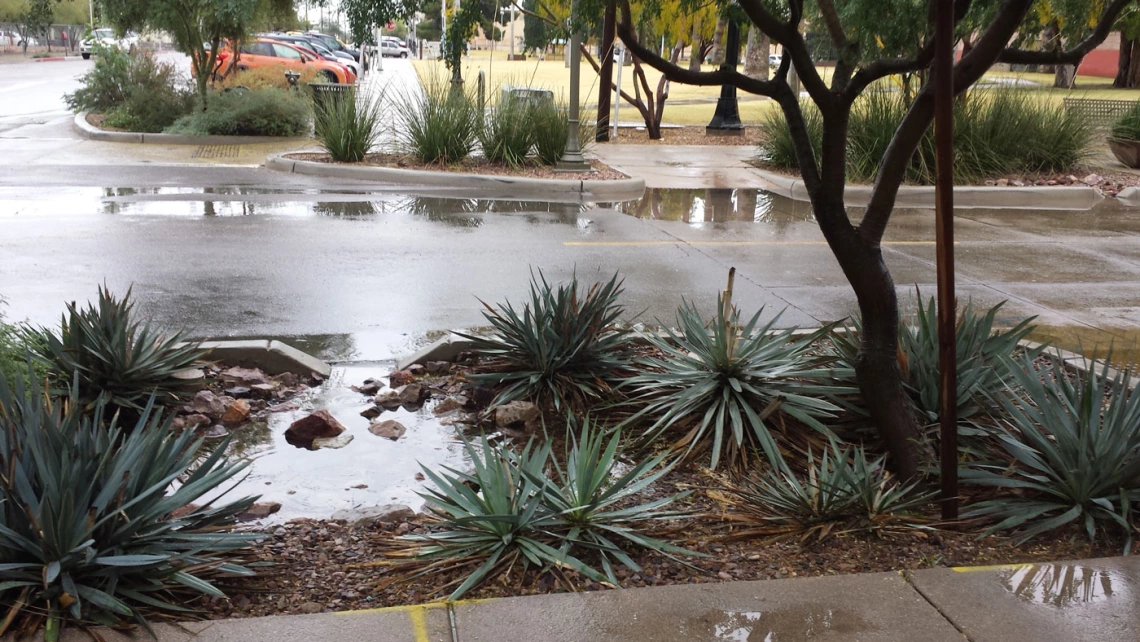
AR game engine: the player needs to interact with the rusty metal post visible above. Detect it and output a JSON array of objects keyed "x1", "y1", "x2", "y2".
[{"x1": 935, "y1": 0, "x2": 958, "y2": 522}]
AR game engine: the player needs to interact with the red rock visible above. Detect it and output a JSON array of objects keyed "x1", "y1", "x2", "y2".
[
  {"x1": 221, "y1": 366, "x2": 270, "y2": 386},
  {"x1": 192, "y1": 390, "x2": 227, "y2": 418},
  {"x1": 285, "y1": 410, "x2": 346, "y2": 449},
  {"x1": 389, "y1": 369, "x2": 415, "y2": 387},
  {"x1": 222, "y1": 398, "x2": 251, "y2": 425},
  {"x1": 368, "y1": 419, "x2": 406, "y2": 440}
]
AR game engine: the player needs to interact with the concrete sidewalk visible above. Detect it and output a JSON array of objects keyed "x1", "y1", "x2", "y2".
[{"x1": 36, "y1": 556, "x2": 1139, "y2": 642}]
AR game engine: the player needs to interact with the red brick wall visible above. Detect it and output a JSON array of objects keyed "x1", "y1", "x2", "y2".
[{"x1": 1078, "y1": 31, "x2": 1120, "y2": 78}]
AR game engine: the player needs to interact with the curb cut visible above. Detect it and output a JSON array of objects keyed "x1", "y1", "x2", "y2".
[
  {"x1": 749, "y1": 166, "x2": 1107, "y2": 210},
  {"x1": 196, "y1": 339, "x2": 332, "y2": 377},
  {"x1": 266, "y1": 153, "x2": 648, "y2": 201},
  {"x1": 72, "y1": 111, "x2": 308, "y2": 146}
]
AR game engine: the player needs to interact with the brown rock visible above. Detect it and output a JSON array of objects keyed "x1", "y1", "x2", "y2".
[
  {"x1": 368, "y1": 419, "x2": 406, "y2": 441},
  {"x1": 274, "y1": 372, "x2": 299, "y2": 388},
  {"x1": 183, "y1": 413, "x2": 211, "y2": 428},
  {"x1": 285, "y1": 410, "x2": 346, "y2": 450},
  {"x1": 426, "y1": 361, "x2": 450, "y2": 374},
  {"x1": 374, "y1": 388, "x2": 401, "y2": 408},
  {"x1": 360, "y1": 405, "x2": 382, "y2": 419},
  {"x1": 197, "y1": 424, "x2": 229, "y2": 439},
  {"x1": 1082, "y1": 173, "x2": 1103, "y2": 186},
  {"x1": 397, "y1": 383, "x2": 426, "y2": 406},
  {"x1": 406, "y1": 363, "x2": 426, "y2": 376},
  {"x1": 221, "y1": 398, "x2": 251, "y2": 425},
  {"x1": 224, "y1": 386, "x2": 251, "y2": 398},
  {"x1": 494, "y1": 400, "x2": 541, "y2": 427},
  {"x1": 170, "y1": 416, "x2": 186, "y2": 431},
  {"x1": 433, "y1": 396, "x2": 466, "y2": 415},
  {"x1": 237, "y1": 501, "x2": 281, "y2": 522},
  {"x1": 297, "y1": 602, "x2": 323, "y2": 615},
  {"x1": 356, "y1": 378, "x2": 382, "y2": 396},
  {"x1": 389, "y1": 369, "x2": 415, "y2": 387},
  {"x1": 221, "y1": 366, "x2": 270, "y2": 386},
  {"x1": 249, "y1": 382, "x2": 278, "y2": 399},
  {"x1": 192, "y1": 390, "x2": 227, "y2": 418}
]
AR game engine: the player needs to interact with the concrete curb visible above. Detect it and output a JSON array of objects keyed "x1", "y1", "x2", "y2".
[
  {"x1": 33, "y1": 55, "x2": 81, "y2": 62},
  {"x1": 196, "y1": 339, "x2": 332, "y2": 377},
  {"x1": 266, "y1": 153, "x2": 648, "y2": 201},
  {"x1": 750, "y1": 165, "x2": 1107, "y2": 210},
  {"x1": 72, "y1": 111, "x2": 308, "y2": 146}
]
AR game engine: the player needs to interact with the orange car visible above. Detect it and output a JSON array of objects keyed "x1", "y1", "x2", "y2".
[{"x1": 218, "y1": 38, "x2": 355, "y2": 84}]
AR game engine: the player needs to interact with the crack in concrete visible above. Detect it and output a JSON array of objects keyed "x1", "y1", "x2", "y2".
[{"x1": 903, "y1": 570, "x2": 975, "y2": 642}]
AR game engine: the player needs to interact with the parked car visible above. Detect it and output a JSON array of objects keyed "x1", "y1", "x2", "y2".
[
  {"x1": 261, "y1": 33, "x2": 359, "y2": 77},
  {"x1": 769, "y1": 53, "x2": 781, "y2": 67},
  {"x1": 380, "y1": 40, "x2": 411, "y2": 58},
  {"x1": 299, "y1": 31, "x2": 361, "y2": 64},
  {"x1": 81, "y1": 28, "x2": 138, "y2": 59},
  {"x1": 0, "y1": 31, "x2": 38, "y2": 48},
  {"x1": 217, "y1": 39, "x2": 355, "y2": 84}
]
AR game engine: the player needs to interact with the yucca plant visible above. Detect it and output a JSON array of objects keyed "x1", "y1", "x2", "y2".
[
  {"x1": 313, "y1": 87, "x2": 385, "y2": 163},
  {"x1": 832, "y1": 296, "x2": 1042, "y2": 425},
  {"x1": 401, "y1": 423, "x2": 690, "y2": 599},
  {"x1": 529, "y1": 98, "x2": 593, "y2": 166},
  {"x1": 395, "y1": 80, "x2": 479, "y2": 164},
  {"x1": 724, "y1": 439, "x2": 934, "y2": 543},
  {"x1": 478, "y1": 95, "x2": 534, "y2": 167},
  {"x1": 458, "y1": 271, "x2": 632, "y2": 410},
  {"x1": 28, "y1": 286, "x2": 205, "y2": 415},
  {"x1": 0, "y1": 365, "x2": 259, "y2": 639},
  {"x1": 963, "y1": 354, "x2": 1140, "y2": 548},
  {"x1": 622, "y1": 293, "x2": 847, "y2": 470}
]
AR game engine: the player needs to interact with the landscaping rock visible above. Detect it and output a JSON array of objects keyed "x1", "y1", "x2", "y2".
[
  {"x1": 221, "y1": 398, "x2": 251, "y2": 425},
  {"x1": 331, "y1": 504, "x2": 415, "y2": 528},
  {"x1": 250, "y1": 382, "x2": 278, "y2": 399},
  {"x1": 197, "y1": 424, "x2": 229, "y2": 439},
  {"x1": 398, "y1": 383, "x2": 427, "y2": 406},
  {"x1": 360, "y1": 405, "x2": 382, "y2": 419},
  {"x1": 426, "y1": 361, "x2": 450, "y2": 375},
  {"x1": 237, "y1": 501, "x2": 281, "y2": 522},
  {"x1": 389, "y1": 369, "x2": 416, "y2": 387},
  {"x1": 368, "y1": 419, "x2": 406, "y2": 441},
  {"x1": 222, "y1": 366, "x2": 271, "y2": 386},
  {"x1": 285, "y1": 410, "x2": 346, "y2": 449},
  {"x1": 406, "y1": 363, "x2": 426, "y2": 376},
  {"x1": 224, "y1": 386, "x2": 252, "y2": 399},
  {"x1": 494, "y1": 400, "x2": 541, "y2": 427},
  {"x1": 313, "y1": 434, "x2": 354, "y2": 450},
  {"x1": 192, "y1": 390, "x2": 227, "y2": 418},
  {"x1": 274, "y1": 372, "x2": 299, "y2": 388},
  {"x1": 183, "y1": 413, "x2": 211, "y2": 428},
  {"x1": 355, "y1": 378, "x2": 382, "y2": 396},
  {"x1": 433, "y1": 396, "x2": 466, "y2": 415},
  {"x1": 471, "y1": 385, "x2": 497, "y2": 407},
  {"x1": 297, "y1": 602, "x2": 323, "y2": 615},
  {"x1": 1083, "y1": 173, "x2": 1103, "y2": 186},
  {"x1": 171, "y1": 367, "x2": 206, "y2": 389},
  {"x1": 375, "y1": 388, "x2": 401, "y2": 408}
]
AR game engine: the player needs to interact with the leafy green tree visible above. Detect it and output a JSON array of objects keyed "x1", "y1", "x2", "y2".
[
  {"x1": 616, "y1": 0, "x2": 1132, "y2": 479},
  {"x1": 341, "y1": 0, "x2": 417, "y2": 45}
]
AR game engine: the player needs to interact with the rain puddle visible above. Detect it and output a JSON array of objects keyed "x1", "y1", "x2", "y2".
[
  {"x1": 219, "y1": 361, "x2": 468, "y2": 523},
  {"x1": 999, "y1": 564, "x2": 1130, "y2": 607},
  {"x1": 705, "y1": 606, "x2": 867, "y2": 641},
  {"x1": 620, "y1": 187, "x2": 813, "y2": 225}
]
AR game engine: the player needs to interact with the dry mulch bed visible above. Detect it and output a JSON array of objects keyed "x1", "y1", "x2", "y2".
[
  {"x1": 597, "y1": 125, "x2": 763, "y2": 146},
  {"x1": 287, "y1": 152, "x2": 629, "y2": 181}
]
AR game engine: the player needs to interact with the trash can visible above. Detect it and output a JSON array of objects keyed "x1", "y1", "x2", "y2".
[{"x1": 309, "y1": 82, "x2": 354, "y2": 112}]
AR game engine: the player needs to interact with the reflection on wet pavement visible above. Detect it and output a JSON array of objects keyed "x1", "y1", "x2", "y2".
[
  {"x1": 706, "y1": 606, "x2": 867, "y2": 641},
  {"x1": 1001, "y1": 564, "x2": 1127, "y2": 607},
  {"x1": 620, "y1": 187, "x2": 813, "y2": 226}
]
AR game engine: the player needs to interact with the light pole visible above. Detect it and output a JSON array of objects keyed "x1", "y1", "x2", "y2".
[
  {"x1": 706, "y1": 16, "x2": 743, "y2": 136},
  {"x1": 498, "y1": 5, "x2": 518, "y2": 60},
  {"x1": 557, "y1": 0, "x2": 589, "y2": 171}
]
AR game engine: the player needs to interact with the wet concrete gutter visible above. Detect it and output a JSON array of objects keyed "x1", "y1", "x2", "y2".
[
  {"x1": 265, "y1": 153, "x2": 648, "y2": 201},
  {"x1": 72, "y1": 111, "x2": 308, "y2": 146},
  {"x1": 750, "y1": 165, "x2": 1107, "y2": 210}
]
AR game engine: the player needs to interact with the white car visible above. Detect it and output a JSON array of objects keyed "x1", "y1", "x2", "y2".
[
  {"x1": 81, "y1": 28, "x2": 139, "y2": 59},
  {"x1": 769, "y1": 53, "x2": 782, "y2": 67},
  {"x1": 0, "y1": 31, "x2": 38, "y2": 47},
  {"x1": 379, "y1": 40, "x2": 411, "y2": 58}
]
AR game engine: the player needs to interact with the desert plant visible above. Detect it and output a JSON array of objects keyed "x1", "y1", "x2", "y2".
[
  {"x1": 478, "y1": 95, "x2": 534, "y2": 167},
  {"x1": 166, "y1": 88, "x2": 310, "y2": 137},
  {"x1": 0, "y1": 367, "x2": 258, "y2": 637},
  {"x1": 529, "y1": 98, "x2": 594, "y2": 166},
  {"x1": 724, "y1": 439, "x2": 934, "y2": 542},
  {"x1": 963, "y1": 354, "x2": 1140, "y2": 548},
  {"x1": 1112, "y1": 102, "x2": 1140, "y2": 142},
  {"x1": 757, "y1": 99, "x2": 823, "y2": 171},
  {"x1": 831, "y1": 296, "x2": 1043, "y2": 425},
  {"x1": 403, "y1": 422, "x2": 689, "y2": 599},
  {"x1": 217, "y1": 64, "x2": 321, "y2": 90},
  {"x1": 622, "y1": 295, "x2": 847, "y2": 469},
  {"x1": 64, "y1": 44, "x2": 133, "y2": 113},
  {"x1": 458, "y1": 271, "x2": 632, "y2": 410},
  {"x1": 395, "y1": 81, "x2": 479, "y2": 164},
  {"x1": 313, "y1": 88, "x2": 385, "y2": 162},
  {"x1": 66, "y1": 47, "x2": 194, "y2": 133},
  {"x1": 28, "y1": 286, "x2": 206, "y2": 414}
]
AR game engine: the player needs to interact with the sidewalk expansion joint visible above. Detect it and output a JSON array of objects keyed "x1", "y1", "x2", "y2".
[
  {"x1": 901, "y1": 570, "x2": 974, "y2": 642},
  {"x1": 447, "y1": 602, "x2": 460, "y2": 642}
]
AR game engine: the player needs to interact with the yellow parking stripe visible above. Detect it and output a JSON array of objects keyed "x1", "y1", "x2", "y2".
[
  {"x1": 951, "y1": 563, "x2": 1032, "y2": 573},
  {"x1": 409, "y1": 607, "x2": 431, "y2": 642}
]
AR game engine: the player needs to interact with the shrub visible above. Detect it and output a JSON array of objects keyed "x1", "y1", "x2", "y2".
[
  {"x1": 478, "y1": 95, "x2": 534, "y2": 167},
  {"x1": 28, "y1": 286, "x2": 206, "y2": 415},
  {"x1": 166, "y1": 89, "x2": 310, "y2": 137},
  {"x1": 725, "y1": 440, "x2": 934, "y2": 542},
  {"x1": 621, "y1": 297, "x2": 847, "y2": 469},
  {"x1": 217, "y1": 64, "x2": 320, "y2": 91},
  {"x1": 0, "y1": 301, "x2": 29, "y2": 387},
  {"x1": 402, "y1": 421, "x2": 689, "y2": 599},
  {"x1": 963, "y1": 354, "x2": 1140, "y2": 547},
  {"x1": 395, "y1": 81, "x2": 479, "y2": 164},
  {"x1": 831, "y1": 296, "x2": 1043, "y2": 425},
  {"x1": 66, "y1": 47, "x2": 194, "y2": 133},
  {"x1": 458, "y1": 271, "x2": 632, "y2": 410},
  {"x1": 313, "y1": 88, "x2": 385, "y2": 162},
  {"x1": 0, "y1": 368, "x2": 258, "y2": 635},
  {"x1": 759, "y1": 90, "x2": 1091, "y2": 184},
  {"x1": 1112, "y1": 102, "x2": 1140, "y2": 142},
  {"x1": 530, "y1": 98, "x2": 594, "y2": 166}
]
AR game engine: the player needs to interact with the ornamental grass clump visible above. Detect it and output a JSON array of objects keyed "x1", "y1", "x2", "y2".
[
  {"x1": 27, "y1": 286, "x2": 206, "y2": 416},
  {"x1": 1112, "y1": 102, "x2": 1140, "y2": 142},
  {"x1": 458, "y1": 271, "x2": 632, "y2": 410},
  {"x1": 313, "y1": 87, "x2": 385, "y2": 162},
  {"x1": 393, "y1": 420, "x2": 690, "y2": 599},
  {"x1": 478, "y1": 94, "x2": 535, "y2": 167},
  {"x1": 0, "y1": 367, "x2": 259, "y2": 638},
  {"x1": 963, "y1": 354, "x2": 1140, "y2": 549},
  {"x1": 395, "y1": 80, "x2": 479, "y2": 164}
]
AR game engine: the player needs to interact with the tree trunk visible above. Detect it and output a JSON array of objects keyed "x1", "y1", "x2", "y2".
[
  {"x1": 709, "y1": 14, "x2": 727, "y2": 65},
  {"x1": 1041, "y1": 21, "x2": 1058, "y2": 74},
  {"x1": 596, "y1": 0, "x2": 615, "y2": 142},
  {"x1": 742, "y1": 26, "x2": 768, "y2": 79},
  {"x1": 1054, "y1": 63, "x2": 1075, "y2": 88},
  {"x1": 687, "y1": 18, "x2": 702, "y2": 72},
  {"x1": 1115, "y1": 38, "x2": 1134, "y2": 88},
  {"x1": 1130, "y1": 42, "x2": 1140, "y2": 88}
]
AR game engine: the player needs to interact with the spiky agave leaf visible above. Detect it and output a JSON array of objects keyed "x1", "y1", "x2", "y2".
[
  {"x1": 622, "y1": 298, "x2": 849, "y2": 469},
  {"x1": 0, "y1": 362, "x2": 258, "y2": 637},
  {"x1": 963, "y1": 353, "x2": 1140, "y2": 548}
]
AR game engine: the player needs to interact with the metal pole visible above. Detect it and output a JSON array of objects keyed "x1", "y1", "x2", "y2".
[
  {"x1": 557, "y1": 0, "x2": 589, "y2": 171},
  {"x1": 705, "y1": 17, "x2": 743, "y2": 135},
  {"x1": 88, "y1": 0, "x2": 94, "y2": 26},
  {"x1": 613, "y1": 45, "x2": 623, "y2": 139},
  {"x1": 935, "y1": 0, "x2": 958, "y2": 523},
  {"x1": 510, "y1": 5, "x2": 516, "y2": 59}
]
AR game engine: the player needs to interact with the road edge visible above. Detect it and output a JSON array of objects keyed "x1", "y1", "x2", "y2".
[{"x1": 73, "y1": 111, "x2": 308, "y2": 146}]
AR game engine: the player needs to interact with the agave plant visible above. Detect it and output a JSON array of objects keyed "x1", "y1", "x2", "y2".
[
  {"x1": 458, "y1": 271, "x2": 632, "y2": 410},
  {"x1": 402, "y1": 422, "x2": 690, "y2": 599},
  {"x1": 0, "y1": 366, "x2": 258, "y2": 639},
  {"x1": 724, "y1": 439, "x2": 934, "y2": 543},
  {"x1": 622, "y1": 297, "x2": 847, "y2": 469},
  {"x1": 831, "y1": 296, "x2": 1042, "y2": 424},
  {"x1": 28, "y1": 286, "x2": 206, "y2": 415},
  {"x1": 963, "y1": 354, "x2": 1140, "y2": 548}
]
